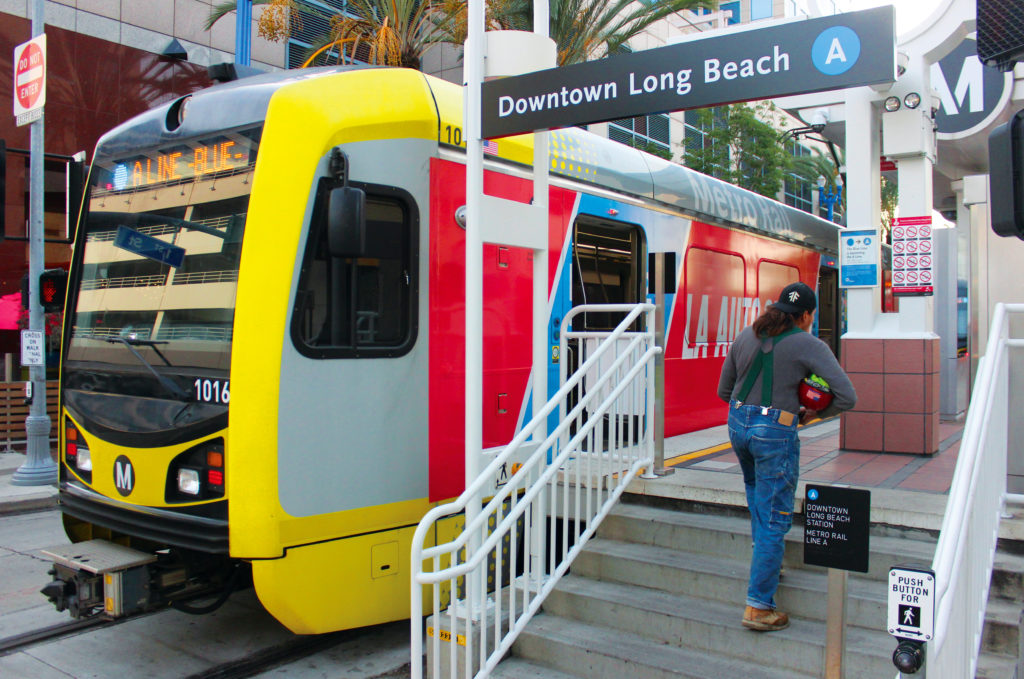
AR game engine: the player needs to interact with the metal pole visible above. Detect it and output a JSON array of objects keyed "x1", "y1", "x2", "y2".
[
  {"x1": 463, "y1": 0, "x2": 485, "y2": 623},
  {"x1": 825, "y1": 568, "x2": 848, "y2": 679},
  {"x1": 642, "y1": 252, "x2": 670, "y2": 477},
  {"x1": 13, "y1": 0, "x2": 56, "y2": 486},
  {"x1": 235, "y1": 0, "x2": 252, "y2": 66}
]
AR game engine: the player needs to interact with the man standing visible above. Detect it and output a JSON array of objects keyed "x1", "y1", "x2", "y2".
[{"x1": 718, "y1": 281, "x2": 857, "y2": 631}]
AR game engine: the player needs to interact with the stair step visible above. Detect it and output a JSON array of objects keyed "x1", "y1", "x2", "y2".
[
  {"x1": 603, "y1": 501, "x2": 936, "y2": 581},
  {"x1": 982, "y1": 597, "x2": 1024, "y2": 658},
  {"x1": 511, "y1": 613, "x2": 817, "y2": 679},
  {"x1": 575, "y1": 537, "x2": 890, "y2": 628},
  {"x1": 543, "y1": 573, "x2": 895, "y2": 677},
  {"x1": 490, "y1": 658, "x2": 585, "y2": 679},
  {"x1": 977, "y1": 652, "x2": 1020, "y2": 679}
]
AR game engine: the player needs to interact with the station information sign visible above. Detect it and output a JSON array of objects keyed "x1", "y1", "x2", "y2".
[
  {"x1": 481, "y1": 6, "x2": 895, "y2": 138},
  {"x1": 803, "y1": 484, "x2": 871, "y2": 573},
  {"x1": 839, "y1": 229, "x2": 879, "y2": 288},
  {"x1": 891, "y1": 216, "x2": 934, "y2": 297}
]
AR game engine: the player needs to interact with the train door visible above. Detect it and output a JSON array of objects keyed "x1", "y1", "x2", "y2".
[
  {"x1": 570, "y1": 217, "x2": 645, "y2": 326},
  {"x1": 567, "y1": 216, "x2": 646, "y2": 436},
  {"x1": 817, "y1": 267, "x2": 840, "y2": 357}
]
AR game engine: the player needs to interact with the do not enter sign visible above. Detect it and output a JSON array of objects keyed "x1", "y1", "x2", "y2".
[{"x1": 13, "y1": 34, "x2": 46, "y2": 125}]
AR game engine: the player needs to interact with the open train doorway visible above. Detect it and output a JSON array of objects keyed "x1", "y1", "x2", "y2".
[
  {"x1": 566, "y1": 216, "x2": 646, "y2": 443},
  {"x1": 817, "y1": 266, "x2": 840, "y2": 358},
  {"x1": 570, "y1": 217, "x2": 645, "y2": 327}
]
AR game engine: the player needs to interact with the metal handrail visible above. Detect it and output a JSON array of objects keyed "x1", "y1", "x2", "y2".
[
  {"x1": 411, "y1": 303, "x2": 660, "y2": 679},
  {"x1": 925, "y1": 303, "x2": 1023, "y2": 677}
]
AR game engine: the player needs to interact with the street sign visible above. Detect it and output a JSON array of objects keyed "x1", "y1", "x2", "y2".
[
  {"x1": 13, "y1": 34, "x2": 46, "y2": 127},
  {"x1": 891, "y1": 216, "x2": 934, "y2": 296},
  {"x1": 803, "y1": 484, "x2": 871, "y2": 573},
  {"x1": 21, "y1": 329, "x2": 44, "y2": 367},
  {"x1": 481, "y1": 6, "x2": 896, "y2": 138},
  {"x1": 888, "y1": 566, "x2": 935, "y2": 641},
  {"x1": 839, "y1": 229, "x2": 879, "y2": 288},
  {"x1": 114, "y1": 225, "x2": 185, "y2": 268}
]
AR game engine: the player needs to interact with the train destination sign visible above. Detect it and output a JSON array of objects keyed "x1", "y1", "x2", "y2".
[
  {"x1": 803, "y1": 484, "x2": 871, "y2": 573},
  {"x1": 99, "y1": 129, "x2": 260, "y2": 192},
  {"x1": 482, "y1": 6, "x2": 895, "y2": 138}
]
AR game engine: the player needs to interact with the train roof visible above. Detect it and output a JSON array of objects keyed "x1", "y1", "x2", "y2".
[{"x1": 94, "y1": 65, "x2": 840, "y2": 255}]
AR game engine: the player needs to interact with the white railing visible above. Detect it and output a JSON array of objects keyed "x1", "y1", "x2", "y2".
[
  {"x1": 411, "y1": 303, "x2": 660, "y2": 679},
  {"x1": 925, "y1": 303, "x2": 1024, "y2": 677}
]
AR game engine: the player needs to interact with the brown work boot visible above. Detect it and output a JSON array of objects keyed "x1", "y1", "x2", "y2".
[{"x1": 742, "y1": 605, "x2": 790, "y2": 631}]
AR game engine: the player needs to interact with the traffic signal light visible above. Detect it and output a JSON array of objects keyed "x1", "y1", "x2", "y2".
[
  {"x1": 977, "y1": 0, "x2": 1024, "y2": 71},
  {"x1": 38, "y1": 268, "x2": 67, "y2": 312},
  {"x1": 989, "y1": 109, "x2": 1024, "y2": 239}
]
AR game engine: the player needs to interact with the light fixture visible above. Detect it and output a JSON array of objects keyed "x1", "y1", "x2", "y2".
[
  {"x1": 177, "y1": 468, "x2": 201, "y2": 495},
  {"x1": 903, "y1": 92, "x2": 922, "y2": 109},
  {"x1": 816, "y1": 175, "x2": 826, "y2": 189},
  {"x1": 76, "y1": 447, "x2": 92, "y2": 472},
  {"x1": 835, "y1": 174, "x2": 843, "y2": 187},
  {"x1": 884, "y1": 96, "x2": 901, "y2": 112}
]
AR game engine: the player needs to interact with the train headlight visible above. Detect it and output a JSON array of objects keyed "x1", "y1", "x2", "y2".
[
  {"x1": 75, "y1": 447, "x2": 93, "y2": 472},
  {"x1": 177, "y1": 468, "x2": 201, "y2": 496}
]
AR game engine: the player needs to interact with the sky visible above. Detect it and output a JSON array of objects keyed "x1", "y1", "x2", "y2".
[{"x1": 844, "y1": 0, "x2": 949, "y2": 33}]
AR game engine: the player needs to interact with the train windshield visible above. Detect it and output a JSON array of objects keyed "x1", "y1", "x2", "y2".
[{"x1": 65, "y1": 126, "x2": 262, "y2": 397}]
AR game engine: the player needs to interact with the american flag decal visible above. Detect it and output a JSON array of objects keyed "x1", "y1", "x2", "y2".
[{"x1": 483, "y1": 140, "x2": 498, "y2": 155}]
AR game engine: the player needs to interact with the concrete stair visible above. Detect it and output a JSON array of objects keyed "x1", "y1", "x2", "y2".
[{"x1": 491, "y1": 497, "x2": 1024, "y2": 679}]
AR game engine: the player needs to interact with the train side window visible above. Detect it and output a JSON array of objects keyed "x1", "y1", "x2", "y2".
[
  {"x1": 291, "y1": 178, "x2": 419, "y2": 359},
  {"x1": 756, "y1": 259, "x2": 800, "y2": 307}
]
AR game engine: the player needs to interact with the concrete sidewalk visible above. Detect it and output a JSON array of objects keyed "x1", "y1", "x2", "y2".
[
  {"x1": 0, "y1": 452, "x2": 58, "y2": 515},
  {"x1": 626, "y1": 415, "x2": 1024, "y2": 540}
]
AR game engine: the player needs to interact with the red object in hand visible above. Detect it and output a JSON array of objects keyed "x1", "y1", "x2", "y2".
[{"x1": 798, "y1": 377, "x2": 834, "y2": 410}]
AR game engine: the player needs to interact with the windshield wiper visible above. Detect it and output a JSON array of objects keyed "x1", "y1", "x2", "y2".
[{"x1": 105, "y1": 337, "x2": 189, "y2": 400}]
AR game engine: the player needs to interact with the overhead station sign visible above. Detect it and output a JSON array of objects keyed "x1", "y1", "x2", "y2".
[{"x1": 482, "y1": 6, "x2": 896, "y2": 138}]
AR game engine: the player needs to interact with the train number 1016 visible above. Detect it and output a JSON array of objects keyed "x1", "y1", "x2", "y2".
[{"x1": 194, "y1": 378, "x2": 230, "y2": 404}]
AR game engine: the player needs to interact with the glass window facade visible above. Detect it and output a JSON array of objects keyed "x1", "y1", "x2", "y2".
[
  {"x1": 721, "y1": 1, "x2": 742, "y2": 24},
  {"x1": 751, "y1": 0, "x2": 774, "y2": 21},
  {"x1": 608, "y1": 114, "x2": 671, "y2": 155}
]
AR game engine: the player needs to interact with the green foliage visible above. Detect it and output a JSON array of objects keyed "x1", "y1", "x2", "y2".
[
  {"x1": 684, "y1": 102, "x2": 793, "y2": 199},
  {"x1": 880, "y1": 176, "x2": 898, "y2": 240},
  {"x1": 207, "y1": 0, "x2": 717, "y2": 69}
]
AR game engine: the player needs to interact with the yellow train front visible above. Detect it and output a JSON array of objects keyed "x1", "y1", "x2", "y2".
[{"x1": 45, "y1": 66, "x2": 462, "y2": 634}]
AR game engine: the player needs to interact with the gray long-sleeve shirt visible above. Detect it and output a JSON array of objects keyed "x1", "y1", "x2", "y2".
[{"x1": 717, "y1": 326, "x2": 857, "y2": 419}]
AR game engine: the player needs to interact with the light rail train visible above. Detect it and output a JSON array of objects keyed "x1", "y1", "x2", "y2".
[{"x1": 41, "y1": 66, "x2": 844, "y2": 633}]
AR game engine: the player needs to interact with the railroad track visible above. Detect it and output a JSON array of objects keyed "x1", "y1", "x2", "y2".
[{"x1": 0, "y1": 616, "x2": 112, "y2": 656}]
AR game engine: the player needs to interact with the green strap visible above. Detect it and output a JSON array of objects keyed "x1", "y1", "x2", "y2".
[{"x1": 735, "y1": 326, "x2": 802, "y2": 406}]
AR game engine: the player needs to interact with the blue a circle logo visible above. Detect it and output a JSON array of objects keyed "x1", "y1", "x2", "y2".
[
  {"x1": 808, "y1": 488, "x2": 819, "y2": 501},
  {"x1": 812, "y1": 26, "x2": 861, "y2": 75}
]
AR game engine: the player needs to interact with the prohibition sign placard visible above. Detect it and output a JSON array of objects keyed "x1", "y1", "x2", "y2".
[{"x1": 13, "y1": 34, "x2": 46, "y2": 126}]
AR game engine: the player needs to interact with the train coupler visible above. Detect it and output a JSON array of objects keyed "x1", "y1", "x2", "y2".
[{"x1": 40, "y1": 540, "x2": 157, "y2": 619}]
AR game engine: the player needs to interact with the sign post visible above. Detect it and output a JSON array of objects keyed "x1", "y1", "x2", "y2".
[
  {"x1": 11, "y1": 1, "x2": 56, "y2": 486},
  {"x1": 804, "y1": 484, "x2": 872, "y2": 679}
]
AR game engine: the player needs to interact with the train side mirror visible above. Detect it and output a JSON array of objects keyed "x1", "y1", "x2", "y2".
[{"x1": 327, "y1": 186, "x2": 366, "y2": 258}]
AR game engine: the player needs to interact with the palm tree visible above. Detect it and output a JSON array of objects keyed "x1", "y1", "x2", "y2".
[
  {"x1": 206, "y1": 0, "x2": 445, "y2": 69},
  {"x1": 208, "y1": 0, "x2": 716, "y2": 69}
]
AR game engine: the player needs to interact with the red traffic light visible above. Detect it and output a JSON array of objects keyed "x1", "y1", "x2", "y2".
[{"x1": 38, "y1": 269, "x2": 67, "y2": 312}]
